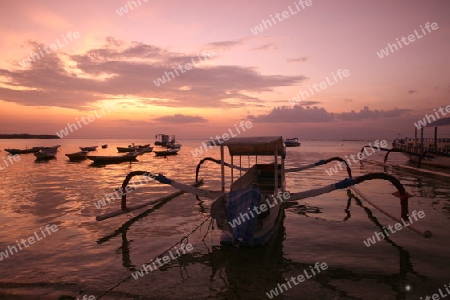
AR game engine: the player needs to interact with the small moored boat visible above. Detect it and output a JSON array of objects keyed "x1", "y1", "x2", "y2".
[
  {"x1": 153, "y1": 147, "x2": 180, "y2": 156},
  {"x1": 87, "y1": 152, "x2": 139, "y2": 164},
  {"x1": 65, "y1": 151, "x2": 89, "y2": 161},
  {"x1": 284, "y1": 137, "x2": 301, "y2": 147},
  {"x1": 80, "y1": 146, "x2": 98, "y2": 151},
  {"x1": 34, "y1": 146, "x2": 59, "y2": 160},
  {"x1": 102, "y1": 144, "x2": 108, "y2": 149},
  {"x1": 155, "y1": 134, "x2": 182, "y2": 149},
  {"x1": 5, "y1": 146, "x2": 43, "y2": 155},
  {"x1": 117, "y1": 144, "x2": 152, "y2": 153}
]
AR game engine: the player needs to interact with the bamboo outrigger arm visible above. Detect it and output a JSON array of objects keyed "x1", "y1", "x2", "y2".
[
  {"x1": 195, "y1": 156, "x2": 354, "y2": 182},
  {"x1": 195, "y1": 157, "x2": 249, "y2": 182},
  {"x1": 96, "y1": 171, "x2": 220, "y2": 221},
  {"x1": 285, "y1": 157, "x2": 353, "y2": 178},
  {"x1": 288, "y1": 172, "x2": 412, "y2": 220}
]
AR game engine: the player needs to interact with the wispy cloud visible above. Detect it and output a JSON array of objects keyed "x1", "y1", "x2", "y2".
[
  {"x1": 286, "y1": 57, "x2": 308, "y2": 63},
  {"x1": 205, "y1": 38, "x2": 247, "y2": 50},
  {"x1": 154, "y1": 114, "x2": 208, "y2": 123},
  {"x1": 0, "y1": 37, "x2": 306, "y2": 110},
  {"x1": 250, "y1": 43, "x2": 278, "y2": 51}
]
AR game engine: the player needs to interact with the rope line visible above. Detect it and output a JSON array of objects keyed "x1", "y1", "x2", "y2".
[{"x1": 96, "y1": 216, "x2": 212, "y2": 299}]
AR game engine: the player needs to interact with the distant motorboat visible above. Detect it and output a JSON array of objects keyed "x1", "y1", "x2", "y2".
[
  {"x1": 154, "y1": 147, "x2": 180, "y2": 156},
  {"x1": 284, "y1": 138, "x2": 301, "y2": 147},
  {"x1": 80, "y1": 146, "x2": 98, "y2": 151},
  {"x1": 101, "y1": 144, "x2": 108, "y2": 149},
  {"x1": 5, "y1": 146, "x2": 43, "y2": 155},
  {"x1": 65, "y1": 151, "x2": 89, "y2": 161},
  {"x1": 155, "y1": 134, "x2": 182, "y2": 149},
  {"x1": 117, "y1": 144, "x2": 153, "y2": 153},
  {"x1": 87, "y1": 152, "x2": 139, "y2": 164}
]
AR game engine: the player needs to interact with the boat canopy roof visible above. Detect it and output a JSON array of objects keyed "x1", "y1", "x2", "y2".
[
  {"x1": 426, "y1": 117, "x2": 450, "y2": 127},
  {"x1": 222, "y1": 136, "x2": 284, "y2": 156}
]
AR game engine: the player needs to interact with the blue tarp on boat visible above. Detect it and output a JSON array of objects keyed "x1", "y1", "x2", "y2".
[{"x1": 226, "y1": 184, "x2": 261, "y2": 246}]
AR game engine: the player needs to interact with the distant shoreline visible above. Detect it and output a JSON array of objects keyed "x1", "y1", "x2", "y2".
[{"x1": 0, "y1": 134, "x2": 60, "y2": 139}]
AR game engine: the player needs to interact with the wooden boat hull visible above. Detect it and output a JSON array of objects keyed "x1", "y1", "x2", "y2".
[
  {"x1": 285, "y1": 142, "x2": 301, "y2": 147},
  {"x1": 213, "y1": 192, "x2": 284, "y2": 247},
  {"x1": 35, "y1": 150, "x2": 57, "y2": 160},
  {"x1": 34, "y1": 146, "x2": 60, "y2": 160},
  {"x1": 5, "y1": 147, "x2": 43, "y2": 154},
  {"x1": 80, "y1": 146, "x2": 98, "y2": 151},
  {"x1": 87, "y1": 153, "x2": 138, "y2": 164},
  {"x1": 154, "y1": 148, "x2": 180, "y2": 156},
  {"x1": 65, "y1": 151, "x2": 88, "y2": 161},
  {"x1": 211, "y1": 161, "x2": 286, "y2": 247},
  {"x1": 117, "y1": 145, "x2": 152, "y2": 153},
  {"x1": 284, "y1": 138, "x2": 301, "y2": 147}
]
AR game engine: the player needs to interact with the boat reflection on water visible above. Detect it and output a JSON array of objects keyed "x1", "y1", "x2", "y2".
[{"x1": 96, "y1": 191, "x2": 427, "y2": 299}]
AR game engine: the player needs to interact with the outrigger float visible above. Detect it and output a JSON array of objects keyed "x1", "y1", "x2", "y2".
[{"x1": 96, "y1": 136, "x2": 432, "y2": 246}]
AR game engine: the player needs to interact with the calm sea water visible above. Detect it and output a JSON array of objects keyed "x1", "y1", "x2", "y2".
[{"x1": 0, "y1": 139, "x2": 449, "y2": 300}]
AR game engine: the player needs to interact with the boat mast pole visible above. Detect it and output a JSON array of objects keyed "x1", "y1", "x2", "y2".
[
  {"x1": 231, "y1": 155, "x2": 234, "y2": 184},
  {"x1": 274, "y1": 147, "x2": 278, "y2": 194},
  {"x1": 434, "y1": 126, "x2": 438, "y2": 150},
  {"x1": 420, "y1": 127, "x2": 424, "y2": 155},
  {"x1": 239, "y1": 155, "x2": 242, "y2": 177},
  {"x1": 220, "y1": 145, "x2": 225, "y2": 192}
]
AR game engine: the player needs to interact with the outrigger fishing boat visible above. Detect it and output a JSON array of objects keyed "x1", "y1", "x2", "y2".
[{"x1": 96, "y1": 136, "x2": 431, "y2": 247}]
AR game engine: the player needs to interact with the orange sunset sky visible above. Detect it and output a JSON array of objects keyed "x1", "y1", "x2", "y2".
[{"x1": 0, "y1": 0, "x2": 449, "y2": 140}]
